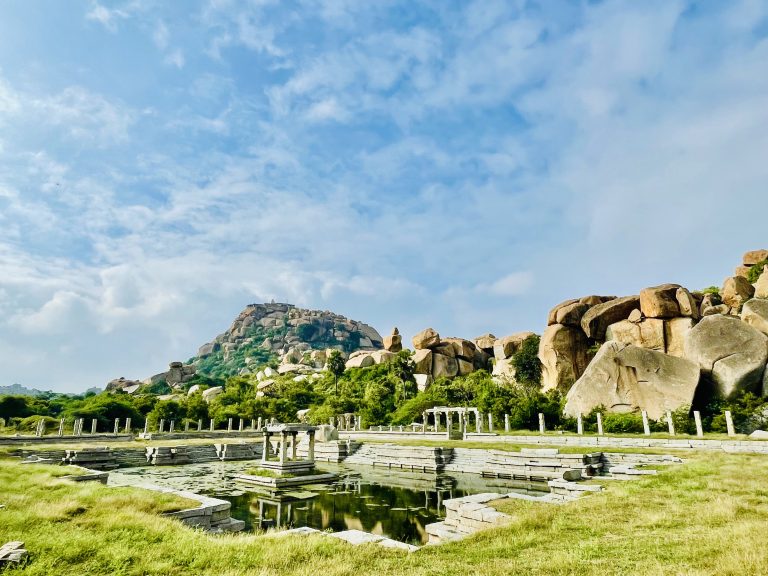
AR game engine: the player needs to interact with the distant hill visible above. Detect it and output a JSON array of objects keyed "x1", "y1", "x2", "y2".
[{"x1": 0, "y1": 383, "x2": 51, "y2": 397}]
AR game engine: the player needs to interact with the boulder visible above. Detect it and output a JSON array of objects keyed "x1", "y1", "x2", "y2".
[
  {"x1": 197, "y1": 342, "x2": 217, "y2": 357},
  {"x1": 580, "y1": 295, "x2": 640, "y2": 340},
  {"x1": 555, "y1": 302, "x2": 590, "y2": 327},
  {"x1": 563, "y1": 342, "x2": 700, "y2": 420},
  {"x1": 628, "y1": 309, "x2": 643, "y2": 323},
  {"x1": 414, "y1": 374, "x2": 433, "y2": 392},
  {"x1": 370, "y1": 350, "x2": 396, "y2": 364},
  {"x1": 493, "y1": 332, "x2": 536, "y2": 360},
  {"x1": 492, "y1": 357, "x2": 516, "y2": 380},
  {"x1": 547, "y1": 299, "x2": 579, "y2": 325},
  {"x1": 316, "y1": 425, "x2": 339, "y2": 442},
  {"x1": 432, "y1": 354, "x2": 458, "y2": 379},
  {"x1": 345, "y1": 354, "x2": 375, "y2": 369},
  {"x1": 538, "y1": 324, "x2": 591, "y2": 392},
  {"x1": 202, "y1": 386, "x2": 223, "y2": 403},
  {"x1": 579, "y1": 295, "x2": 614, "y2": 306},
  {"x1": 457, "y1": 358, "x2": 474, "y2": 376},
  {"x1": 735, "y1": 266, "x2": 752, "y2": 278},
  {"x1": 473, "y1": 348, "x2": 492, "y2": 370},
  {"x1": 703, "y1": 304, "x2": 730, "y2": 317},
  {"x1": 413, "y1": 349, "x2": 433, "y2": 374},
  {"x1": 664, "y1": 317, "x2": 695, "y2": 358},
  {"x1": 443, "y1": 338, "x2": 476, "y2": 361},
  {"x1": 188, "y1": 384, "x2": 201, "y2": 395},
  {"x1": 764, "y1": 365, "x2": 768, "y2": 396},
  {"x1": 431, "y1": 342, "x2": 456, "y2": 358},
  {"x1": 473, "y1": 333, "x2": 497, "y2": 352},
  {"x1": 383, "y1": 327, "x2": 403, "y2": 353},
  {"x1": 741, "y1": 299, "x2": 768, "y2": 336},
  {"x1": 755, "y1": 266, "x2": 768, "y2": 299},
  {"x1": 721, "y1": 276, "x2": 755, "y2": 310},
  {"x1": 639, "y1": 284, "x2": 681, "y2": 318},
  {"x1": 605, "y1": 318, "x2": 665, "y2": 352},
  {"x1": 743, "y1": 249, "x2": 768, "y2": 266},
  {"x1": 412, "y1": 328, "x2": 440, "y2": 350},
  {"x1": 675, "y1": 287, "x2": 700, "y2": 319},
  {"x1": 684, "y1": 315, "x2": 768, "y2": 399},
  {"x1": 106, "y1": 377, "x2": 142, "y2": 392}
]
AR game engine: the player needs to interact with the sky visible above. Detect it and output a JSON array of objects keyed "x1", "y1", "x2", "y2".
[{"x1": 1, "y1": 0, "x2": 767, "y2": 393}]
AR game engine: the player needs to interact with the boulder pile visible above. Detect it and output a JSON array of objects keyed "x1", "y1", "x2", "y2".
[
  {"x1": 559, "y1": 250, "x2": 768, "y2": 419},
  {"x1": 408, "y1": 328, "x2": 492, "y2": 390}
]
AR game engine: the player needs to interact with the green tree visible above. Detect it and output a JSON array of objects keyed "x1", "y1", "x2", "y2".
[
  {"x1": 511, "y1": 334, "x2": 542, "y2": 388},
  {"x1": 326, "y1": 350, "x2": 346, "y2": 395}
]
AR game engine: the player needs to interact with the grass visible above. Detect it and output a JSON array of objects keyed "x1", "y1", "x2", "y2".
[
  {"x1": 243, "y1": 468, "x2": 296, "y2": 478},
  {"x1": 2, "y1": 452, "x2": 768, "y2": 574}
]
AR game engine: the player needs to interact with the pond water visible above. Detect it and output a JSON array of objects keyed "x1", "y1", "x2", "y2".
[{"x1": 110, "y1": 462, "x2": 548, "y2": 545}]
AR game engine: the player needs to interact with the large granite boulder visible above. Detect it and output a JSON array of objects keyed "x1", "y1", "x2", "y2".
[
  {"x1": 202, "y1": 386, "x2": 223, "y2": 403},
  {"x1": 665, "y1": 317, "x2": 695, "y2": 358},
  {"x1": 640, "y1": 284, "x2": 681, "y2": 318},
  {"x1": 345, "y1": 353, "x2": 375, "y2": 369},
  {"x1": 443, "y1": 338, "x2": 477, "y2": 361},
  {"x1": 538, "y1": 324, "x2": 591, "y2": 392},
  {"x1": 755, "y1": 267, "x2": 768, "y2": 299},
  {"x1": 721, "y1": 276, "x2": 755, "y2": 310},
  {"x1": 383, "y1": 327, "x2": 403, "y2": 353},
  {"x1": 580, "y1": 295, "x2": 640, "y2": 340},
  {"x1": 106, "y1": 377, "x2": 142, "y2": 393},
  {"x1": 547, "y1": 299, "x2": 579, "y2": 325},
  {"x1": 432, "y1": 353, "x2": 458, "y2": 379},
  {"x1": 493, "y1": 332, "x2": 536, "y2": 360},
  {"x1": 741, "y1": 299, "x2": 768, "y2": 337},
  {"x1": 412, "y1": 328, "x2": 440, "y2": 350},
  {"x1": 564, "y1": 342, "x2": 700, "y2": 420},
  {"x1": 473, "y1": 333, "x2": 497, "y2": 352},
  {"x1": 605, "y1": 318, "x2": 665, "y2": 352},
  {"x1": 676, "y1": 287, "x2": 700, "y2": 319},
  {"x1": 555, "y1": 302, "x2": 590, "y2": 326},
  {"x1": 743, "y1": 249, "x2": 768, "y2": 266},
  {"x1": 413, "y1": 349, "x2": 433, "y2": 374},
  {"x1": 684, "y1": 315, "x2": 768, "y2": 399}
]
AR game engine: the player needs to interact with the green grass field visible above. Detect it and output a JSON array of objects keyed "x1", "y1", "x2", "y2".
[{"x1": 2, "y1": 450, "x2": 768, "y2": 575}]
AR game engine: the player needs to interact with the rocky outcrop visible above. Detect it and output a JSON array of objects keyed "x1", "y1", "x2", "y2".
[
  {"x1": 755, "y1": 267, "x2": 768, "y2": 299},
  {"x1": 741, "y1": 299, "x2": 768, "y2": 336},
  {"x1": 538, "y1": 324, "x2": 591, "y2": 392},
  {"x1": 640, "y1": 284, "x2": 681, "y2": 318},
  {"x1": 105, "y1": 377, "x2": 142, "y2": 394},
  {"x1": 564, "y1": 342, "x2": 700, "y2": 420},
  {"x1": 412, "y1": 328, "x2": 440, "y2": 350},
  {"x1": 605, "y1": 318, "x2": 665, "y2": 352},
  {"x1": 142, "y1": 362, "x2": 197, "y2": 390},
  {"x1": 580, "y1": 296, "x2": 640, "y2": 340},
  {"x1": 684, "y1": 315, "x2": 768, "y2": 399},
  {"x1": 383, "y1": 328, "x2": 403, "y2": 353},
  {"x1": 721, "y1": 276, "x2": 755, "y2": 310}
]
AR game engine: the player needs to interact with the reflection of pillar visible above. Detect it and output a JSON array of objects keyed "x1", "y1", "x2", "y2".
[
  {"x1": 308, "y1": 431, "x2": 315, "y2": 461},
  {"x1": 276, "y1": 502, "x2": 282, "y2": 529},
  {"x1": 259, "y1": 500, "x2": 265, "y2": 528}
]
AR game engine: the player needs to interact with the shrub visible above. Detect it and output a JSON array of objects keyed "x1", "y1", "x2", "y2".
[
  {"x1": 602, "y1": 412, "x2": 645, "y2": 434},
  {"x1": 747, "y1": 260, "x2": 768, "y2": 283},
  {"x1": 511, "y1": 335, "x2": 542, "y2": 387}
]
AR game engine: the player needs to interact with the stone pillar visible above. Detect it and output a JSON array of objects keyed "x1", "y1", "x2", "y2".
[
  {"x1": 577, "y1": 414, "x2": 583, "y2": 435},
  {"x1": 257, "y1": 417, "x2": 262, "y2": 429},
  {"x1": 227, "y1": 418, "x2": 233, "y2": 432},
  {"x1": 58, "y1": 418, "x2": 65, "y2": 437},
  {"x1": 596, "y1": 413, "x2": 603, "y2": 436},
  {"x1": 475, "y1": 412, "x2": 481, "y2": 434},
  {"x1": 251, "y1": 419, "x2": 256, "y2": 431},
  {"x1": 329, "y1": 417, "x2": 334, "y2": 427},
  {"x1": 279, "y1": 432, "x2": 287, "y2": 463},
  {"x1": 725, "y1": 411, "x2": 736, "y2": 437},
  {"x1": 308, "y1": 431, "x2": 315, "y2": 461},
  {"x1": 159, "y1": 419, "x2": 165, "y2": 433},
  {"x1": 197, "y1": 419, "x2": 202, "y2": 431},
  {"x1": 169, "y1": 420, "x2": 175, "y2": 434},
  {"x1": 422, "y1": 412, "x2": 428, "y2": 434},
  {"x1": 488, "y1": 413, "x2": 493, "y2": 433},
  {"x1": 262, "y1": 432, "x2": 270, "y2": 462},
  {"x1": 78, "y1": 418, "x2": 85, "y2": 436},
  {"x1": 666, "y1": 411, "x2": 675, "y2": 436},
  {"x1": 538, "y1": 413, "x2": 545, "y2": 434},
  {"x1": 641, "y1": 411, "x2": 650, "y2": 436},
  {"x1": 209, "y1": 419, "x2": 215, "y2": 432},
  {"x1": 185, "y1": 421, "x2": 190, "y2": 433},
  {"x1": 91, "y1": 419, "x2": 97, "y2": 435},
  {"x1": 291, "y1": 433, "x2": 298, "y2": 460},
  {"x1": 239, "y1": 418, "x2": 244, "y2": 432},
  {"x1": 35, "y1": 419, "x2": 43, "y2": 437},
  {"x1": 504, "y1": 414, "x2": 510, "y2": 433},
  {"x1": 114, "y1": 418, "x2": 120, "y2": 435},
  {"x1": 125, "y1": 418, "x2": 131, "y2": 434},
  {"x1": 693, "y1": 411, "x2": 704, "y2": 437}
]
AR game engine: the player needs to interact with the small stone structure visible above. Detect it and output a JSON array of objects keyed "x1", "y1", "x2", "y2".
[
  {"x1": 0, "y1": 542, "x2": 27, "y2": 567},
  {"x1": 146, "y1": 446, "x2": 192, "y2": 465},
  {"x1": 62, "y1": 448, "x2": 117, "y2": 470},
  {"x1": 259, "y1": 424, "x2": 317, "y2": 475}
]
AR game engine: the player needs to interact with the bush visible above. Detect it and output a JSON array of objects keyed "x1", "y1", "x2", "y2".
[
  {"x1": 511, "y1": 335, "x2": 542, "y2": 387},
  {"x1": 747, "y1": 260, "x2": 768, "y2": 283},
  {"x1": 602, "y1": 412, "x2": 645, "y2": 434},
  {"x1": 16, "y1": 415, "x2": 59, "y2": 433}
]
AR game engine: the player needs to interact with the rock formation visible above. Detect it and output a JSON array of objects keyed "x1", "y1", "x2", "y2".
[
  {"x1": 383, "y1": 327, "x2": 403, "y2": 352},
  {"x1": 564, "y1": 342, "x2": 700, "y2": 420}
]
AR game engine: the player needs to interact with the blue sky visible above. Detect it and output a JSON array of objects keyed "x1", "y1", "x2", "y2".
[{"x1": 1, "y1": 0, "x2": 767, "y2": 392}]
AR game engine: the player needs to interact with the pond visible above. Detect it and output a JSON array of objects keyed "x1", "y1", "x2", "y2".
[{"x1": 110, "y1": 462, "x2": 548, "y2": 545}]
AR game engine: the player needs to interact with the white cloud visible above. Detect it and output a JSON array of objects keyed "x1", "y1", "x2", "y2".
[
  {"x1": 164, "y1": 49, "x2": 185, "y2": 69},
  {"x1": 474, "y1": 272, "x2": 534, "y2": 297}
]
